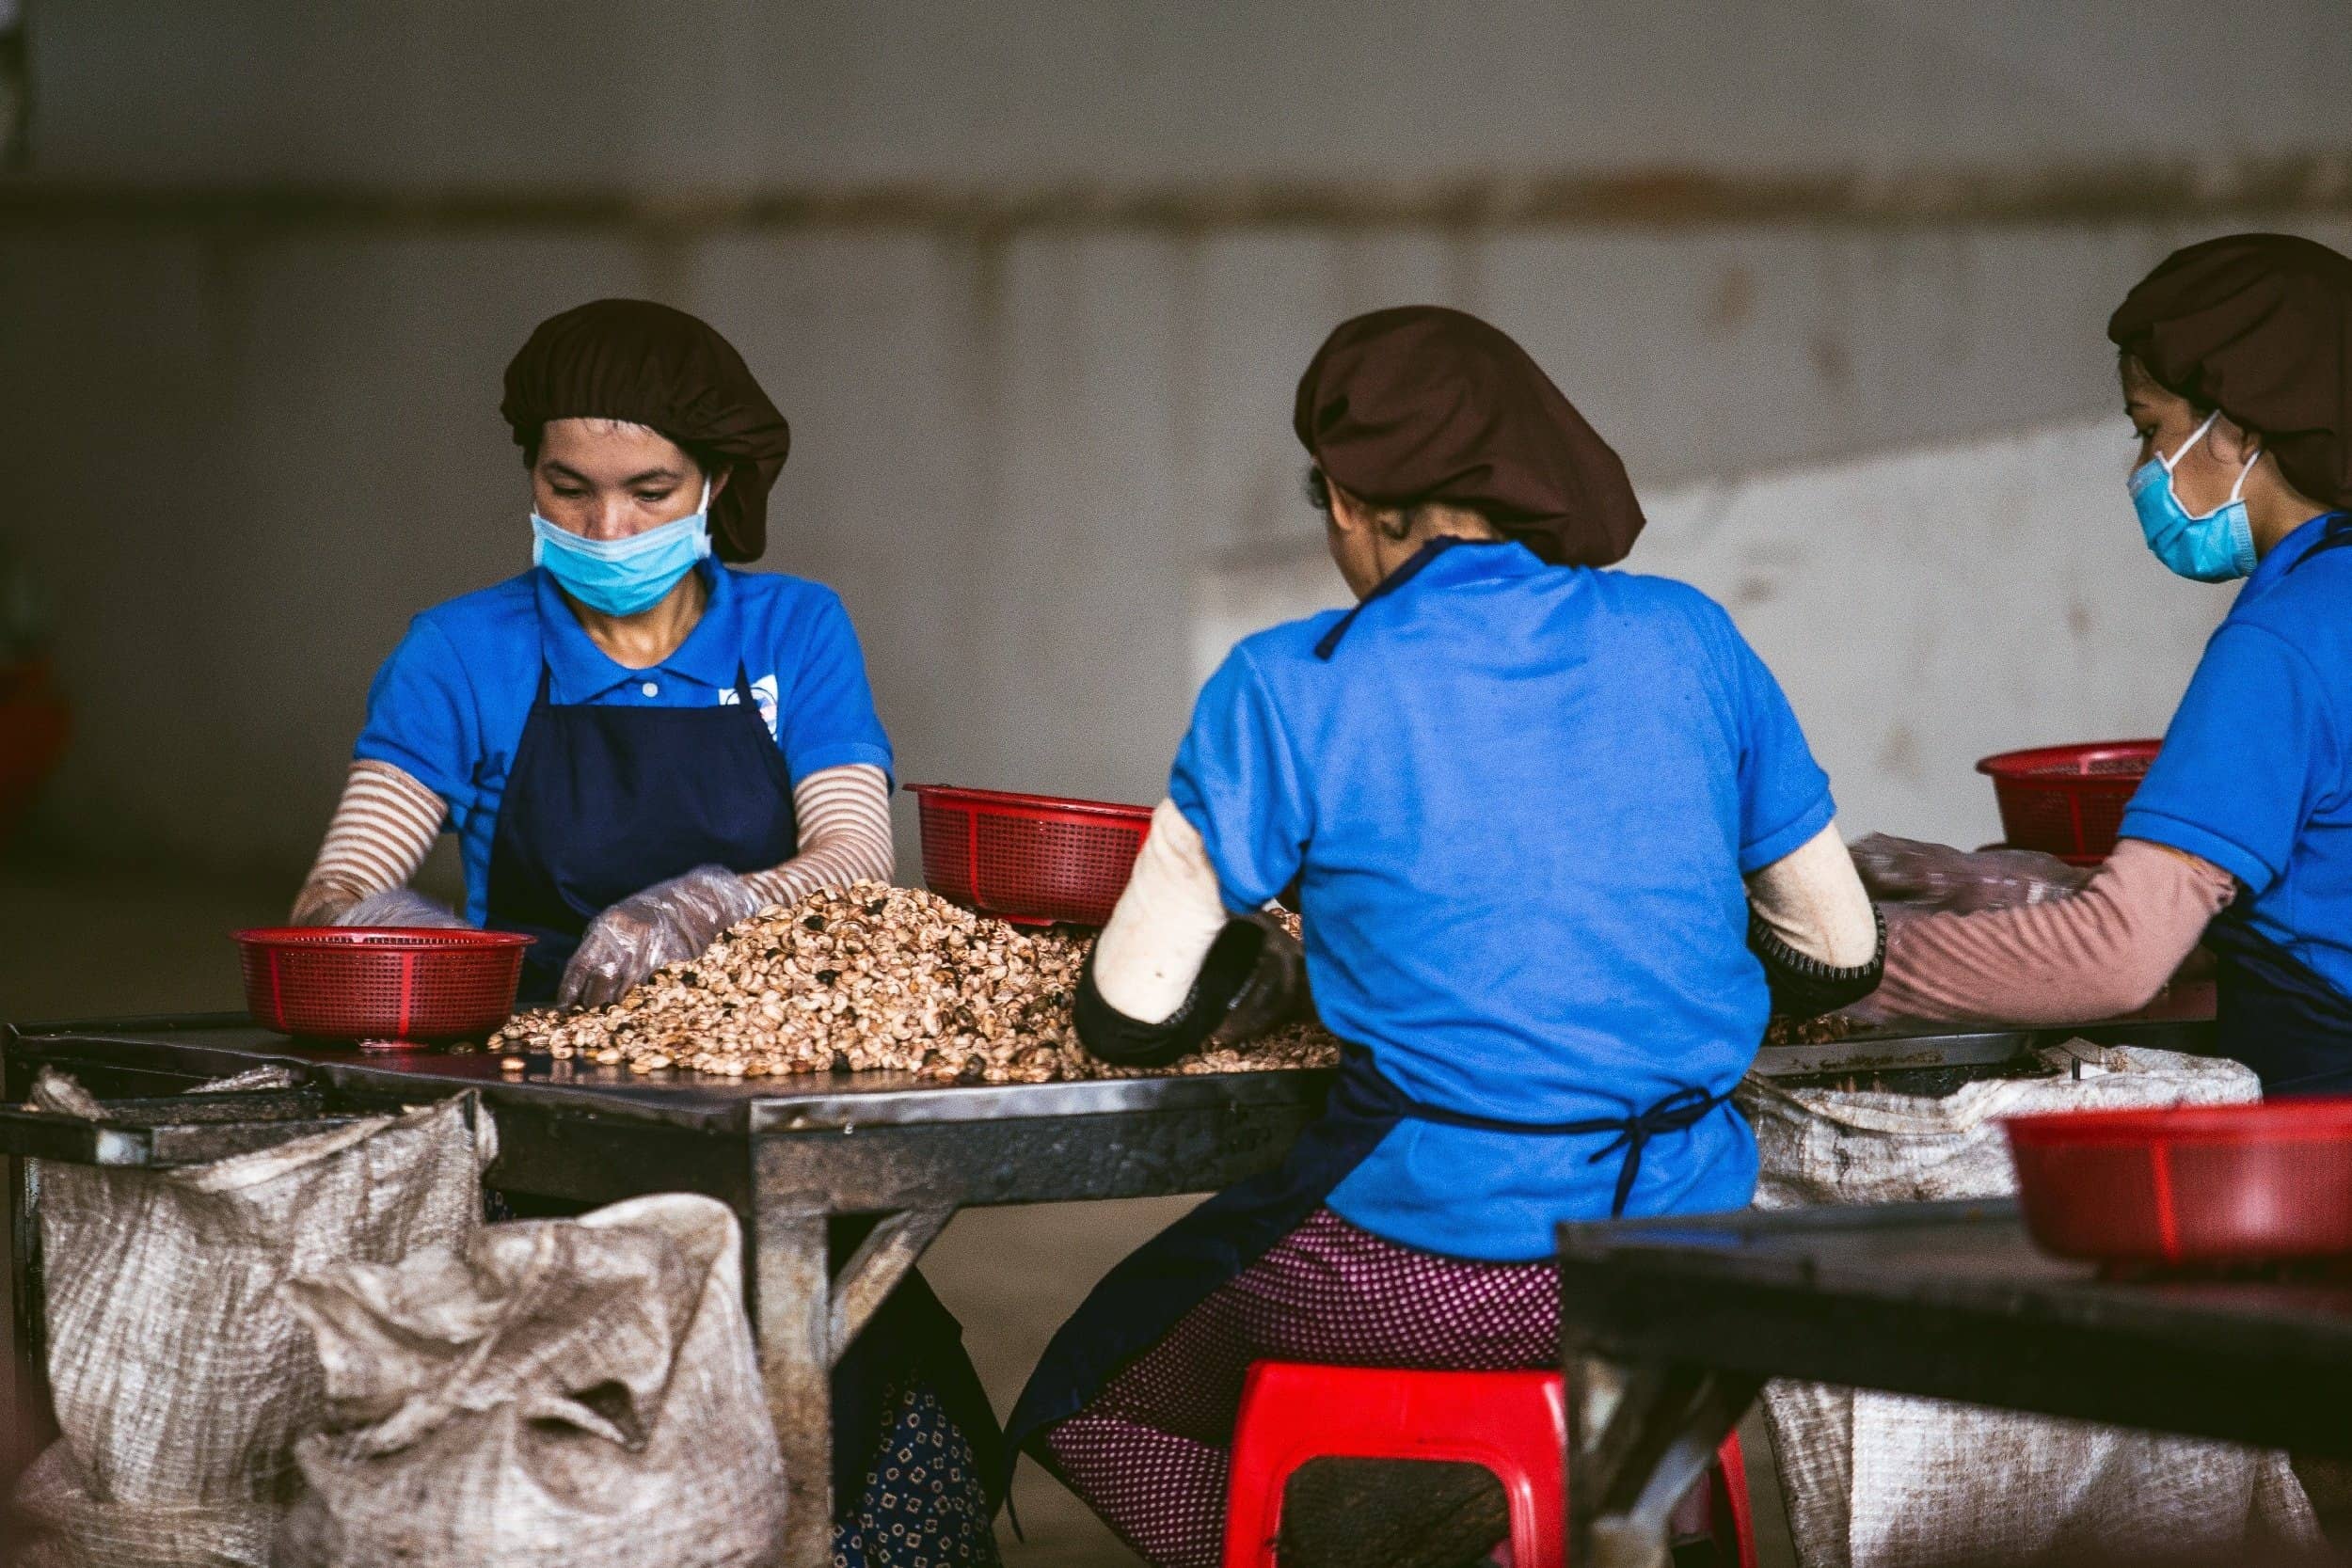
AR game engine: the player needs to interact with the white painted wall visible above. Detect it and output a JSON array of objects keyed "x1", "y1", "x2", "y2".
[{"x1": 1198, "y1": 416, "x2": 2232, "y2": 850}]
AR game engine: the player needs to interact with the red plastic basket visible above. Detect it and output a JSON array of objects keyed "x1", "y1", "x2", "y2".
[
  {"x1": 2007, "y1": 1099, "x2": 2352, "y2": 1264},
  {"x1": 907, "y1": 784, "x2": 1154, "y2": 927},
  {"x1": 235, "y1": 927, "x2": 532, "y2": 1044},
  {"x1": 1977, "y1": 739, "x2": 2161, "y2": 863}
]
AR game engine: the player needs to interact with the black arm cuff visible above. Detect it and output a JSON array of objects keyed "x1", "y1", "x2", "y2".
[
  {"x1": 1750, "y1": 905, "x2": 1887, "y2": 1020},
  {"x1": 1074, "y1": 918, "x2": 1267, "y2": 1067}
]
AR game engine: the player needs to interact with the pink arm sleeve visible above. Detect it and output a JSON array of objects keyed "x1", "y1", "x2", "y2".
[{"x1": 1866, "y1": 837, "x2": 2237, "y2": 1025}]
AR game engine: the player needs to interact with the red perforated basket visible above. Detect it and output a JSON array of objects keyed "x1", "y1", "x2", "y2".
[
  {"x1": 235, "y1": 927, "x2": 532, "y2": 1044},
  {"x1": 1978, "y1": 739, "x2": 2161, "y2": 863},
  {"x1": 2007, "y1": 1100, "x2": 2352, "y2": 1264},
  {"x1": 908, "y1": 784, "x2": 1154, "y2": 927}
]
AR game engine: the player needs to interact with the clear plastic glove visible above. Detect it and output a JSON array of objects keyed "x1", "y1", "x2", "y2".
[
  {"x1": 332, "y1": 889, "x2": 471, "y2": 929},
  {"x1": 1210, "y1": 910, "x2": 1311, "y2": 1046},
  {"x1": 1848, "y1": 832, "x2": 2091, "y2": 915},
  {"x1": 560, "y1": 864, "x2": 766, "y2": 1008}
]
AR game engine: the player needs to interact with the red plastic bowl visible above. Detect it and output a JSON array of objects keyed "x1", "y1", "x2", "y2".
[
  {"x1": 236, "y1": 927, "x2": 532, "y2": 1044},
  {"x1": 2006, "y1": 1099, "x2": 2352, "y2": 1264},
  {"x1": 1978, "y1": 739, "x2": 2160, "y2": 863},
  {"x1": 908, "y1": 784, "x2": 1154, "y2": 927}
]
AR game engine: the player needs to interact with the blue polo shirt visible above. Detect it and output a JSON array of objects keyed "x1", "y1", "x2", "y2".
[
  {"x1": 1170, "y1": 541, "x2": 1835, "y2": 1261},
  {"x1": 2122, "y1": 512, "x2": 2352, "y2": 994},
  {"x1": 355, "y1": 562, "x2": 894, "y2": 925}
]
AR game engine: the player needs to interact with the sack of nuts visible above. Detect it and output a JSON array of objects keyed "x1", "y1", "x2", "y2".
[{"x1": 273, "y1": 1195, "x2": 784, "y2": 1568}]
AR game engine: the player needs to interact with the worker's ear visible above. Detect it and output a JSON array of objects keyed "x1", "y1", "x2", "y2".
[
  {"x1": 2208, "y1": 413, "x2": 2261, "y2": 467},
  {"x1": 708, "y1": 466, "x2": 732, "y2": 499},
  {"x1": 1324, "y1": 481, "x2": 1372, "y2": 537}
]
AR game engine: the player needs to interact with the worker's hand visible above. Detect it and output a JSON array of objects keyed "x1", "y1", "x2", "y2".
[
  {"x1": 1210, "y1": 910, "x2": 1311, "y2": 1046},
  {"x1": 1848, "y1": 833, "x2": 2090, "y2": 915},
  {"x1": 332, "y1": 889, "x2": 471, "y2": 929},
  {"x1": 560, "y1": 865, "x2": 767, "y2": 1008}
]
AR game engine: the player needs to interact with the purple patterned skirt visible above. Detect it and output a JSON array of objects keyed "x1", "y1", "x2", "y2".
[{"x1": 1041, "y1": 1207, "x2": 1559, "y2": 1568}]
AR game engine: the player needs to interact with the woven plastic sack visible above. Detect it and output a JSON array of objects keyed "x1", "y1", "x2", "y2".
[
  {"x1": 272, "y1": 1193, "x2": 785, "y2": 1568},
  {"x1": 11, "y1": 1070, "x2": 492, "y2": 1568},
  {"x1": 1741, "y1": 1042, "x2": 2258, "y2": 1209},
  {"x1": 1738, "y1": 1044, "x2": 2320, "y2": 1567}
]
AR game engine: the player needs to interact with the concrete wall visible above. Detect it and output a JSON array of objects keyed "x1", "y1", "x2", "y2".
[
  {"x1": 24, "y1": 1, "x2": 2352, "y2": 184},
  {"x1": 4, "y1": 4, "x2": 2351, "y2": 893}
]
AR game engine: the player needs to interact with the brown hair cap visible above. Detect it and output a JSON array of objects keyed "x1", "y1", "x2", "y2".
[
  {"x1": 501, "y1": 299, "x2": 791, "y2": 562},
  {"x1": 1292, "y1": 306, "x2": 1645, "y2": 567},
  {"x1": 2108, "y1": 233, "x2": 2352, "y2": 509}
]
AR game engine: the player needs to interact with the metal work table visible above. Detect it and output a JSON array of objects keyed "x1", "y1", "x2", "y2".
[
  {"x1": 3, "y1": 1009, "x2": 2214, "y2": 1563},
  {"x1": 1555, "y1": 1197, "x2": 2352, "y2": 1568},
  {"x1": 1, "y1": 1014, "x2": 1329, "y2": 1566}
]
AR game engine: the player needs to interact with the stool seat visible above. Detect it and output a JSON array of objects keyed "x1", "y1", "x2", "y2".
[{"x1": 1222, "y1": 1362, "x2": 1756, "y2": 1568}]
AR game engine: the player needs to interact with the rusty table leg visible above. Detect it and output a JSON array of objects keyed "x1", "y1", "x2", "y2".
[
  {"x1": 5, "y1": 1152, "x2": 50, "y2": 1453},
  {"x1": 1566, "y1": 1345, "x2": 1759, "y2": 1568},
  {"x1": 753, "y1": 1202, "x2": 834, "y2": 1568},
  {"x1": 749, "y1": 1200, "x2": 959, "y2": 1567}
]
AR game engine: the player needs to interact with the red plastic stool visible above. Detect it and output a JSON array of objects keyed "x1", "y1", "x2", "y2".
[{"x1": 1222, "y1": 1363, "x2": 1756, "y2": 1568}]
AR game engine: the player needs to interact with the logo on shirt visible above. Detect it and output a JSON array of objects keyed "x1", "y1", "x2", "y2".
[{"x1": 719, "y1": 673, "x2": 781, "y2": 739}]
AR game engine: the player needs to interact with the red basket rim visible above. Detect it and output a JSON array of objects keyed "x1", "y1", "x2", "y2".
[
  {"x1": 2005, "y1": 1097, "x2": 2352, "y2": 1147},
  {"x1": 904, "y1": 784, "x2": 1154, "y2": 823},
  {"x1": 1976, "y1": 739, "x2": 2162, "y2": 781},
  {"x1": 234, "y1": 927, "x2": 534, "y2": 950}
]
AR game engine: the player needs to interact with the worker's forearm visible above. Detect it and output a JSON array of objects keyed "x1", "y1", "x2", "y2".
[
  {"x1": 293, "y1": 760, "x2": 447, "y2": 924},
  {"x1": 1746, "y1": 821, "x2": 1880, "y2": 969},
  {"x1": 1868, "y1": 838, "x2": 2235, "y2": 1024},
  {"x1": 741, "y1": 765, "x2": 895, "y2": 910},
  {"x1": 1088, "y1": 800, "x2": 1232, "y2": 1024}
]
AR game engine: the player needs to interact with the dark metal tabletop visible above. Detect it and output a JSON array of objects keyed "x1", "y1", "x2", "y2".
[
  {"x1": 1556, "y1": 1198, "x2": 2352, "y2": 1456},
  {"x1": 2, "y1": 1014, "x2": 1335, "y2": 1135}
]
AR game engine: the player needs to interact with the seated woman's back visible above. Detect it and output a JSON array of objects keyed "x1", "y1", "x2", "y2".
[{"x1": 1176, "y1": 543, "x2": 1835, "y2": 1257}]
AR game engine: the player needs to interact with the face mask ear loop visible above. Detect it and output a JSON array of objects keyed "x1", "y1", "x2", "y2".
[
  {"x1": 2165, "y1": 409, "x2": 2223, "y2": 474},
  {"x1": 2229, "y1": 443, "x2": 2261, "y2": 505}
]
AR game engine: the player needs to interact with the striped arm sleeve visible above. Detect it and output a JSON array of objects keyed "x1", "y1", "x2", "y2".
[
  {"x1": 742, "y1": 764, "x2": 896, "y2": 910},
  {"x1": 290, "y1": 760, "x2": 449, "y2": 924}
]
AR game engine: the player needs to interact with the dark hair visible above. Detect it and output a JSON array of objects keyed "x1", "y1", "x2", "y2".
[
  {"x1": 2117, "y1": 348, "x2": 2216, "y2": 419},
  {"x1": 520, "y1": 420, "x2": 725, "y2": 482},
  {"x1": 1306, "y1": 464, "x2": 1488, "y2": 543}
]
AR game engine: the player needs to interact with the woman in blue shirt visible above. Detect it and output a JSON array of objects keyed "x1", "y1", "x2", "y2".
[
  {"x1": 1004, "y1": 307, "x2": 1883, "y2": 1567},
  {"x1": 291, "y1": 299, "x2": 1002, "y2": 1566},
  {"x1": 1865, "y1": 235, "x2": 2352, "y2": 1098}
]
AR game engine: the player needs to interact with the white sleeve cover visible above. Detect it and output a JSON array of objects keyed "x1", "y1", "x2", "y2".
[
  {"x1": 1745, "y1": 819, "x2": 1880, "y2": 969},
  {"x1": 1090, "y1": 799, "x2": 1234, "y2": 1023}
]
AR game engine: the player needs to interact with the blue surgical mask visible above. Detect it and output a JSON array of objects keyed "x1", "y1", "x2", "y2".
[
  {"x1": 531, "y1": 478, "x2": 713, "y2": 616},
  {"x1": 2128, "y1": 412, "x2": 2259, "y2": 583}
]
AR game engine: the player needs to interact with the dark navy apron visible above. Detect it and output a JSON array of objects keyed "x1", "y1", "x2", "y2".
[
  {"x1": 1004, "y1": 534, "x2": 1727, "y2": 1496},
  {"x1": 481, "y1": 649, "x2": 1007, "y2": 1523},
  {"x1": 1000, "y1": 1045, "x2": 1724, "y2": 1497},
  {"x1": 2186, "y1": 515, "x2": 2352, "y2": 1099},
  {"x1": 2205, "y1": 910, "x2": 2352, "y2": 1097}
]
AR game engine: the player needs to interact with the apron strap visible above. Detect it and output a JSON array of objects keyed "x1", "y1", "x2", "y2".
[
  {"x1": 1397, "y1": 1084, "x2": 1730, "y2": 1217},
  {"x1": 532, "y1": 661, "x2": 554, "y2": 706},
  {"x1": 732, "y1": 663, "x2": 759, "y2": 706}
]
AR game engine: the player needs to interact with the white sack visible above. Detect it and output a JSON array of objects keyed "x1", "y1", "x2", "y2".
[
  {"x1": 272, "y1": 1192, "x2": 785, "y2": 1568},
  {"x1": 1738, "y1": 1043, "x2": 2319, "y2": 1568},
  {"x1": 13, "y1": 1070, "x2": 493, "y2": 1568}
]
